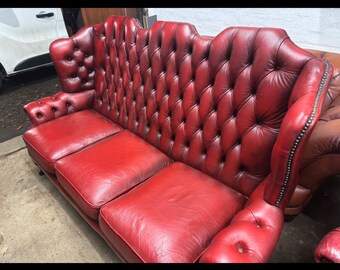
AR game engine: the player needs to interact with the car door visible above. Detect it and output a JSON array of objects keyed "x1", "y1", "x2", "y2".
[{"x1": 0, "y1": 8, "x2": 68, "y2": 75}]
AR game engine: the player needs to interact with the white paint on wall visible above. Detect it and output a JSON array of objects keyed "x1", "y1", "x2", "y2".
[{"x1": 148, "y1": 8, "x2": 340, "y2": 53}]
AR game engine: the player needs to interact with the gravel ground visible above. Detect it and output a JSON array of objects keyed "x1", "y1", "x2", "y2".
[{"x1": 0, "y1": 66, "x2": 61, "y2": 143}]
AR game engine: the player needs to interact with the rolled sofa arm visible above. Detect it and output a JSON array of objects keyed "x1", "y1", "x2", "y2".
[
  {"x1": 24, "y1": 90, "x2": 95, "y2": 128},
  {"x1": 314, "y1": 227, "x2": 340, "y2": 263},
  {"x1": 199, "y1": 198, "x2": 283, "y2": 263},
  {"x1": 287, "y1": 110, "x2": 340, "y2": 214}
]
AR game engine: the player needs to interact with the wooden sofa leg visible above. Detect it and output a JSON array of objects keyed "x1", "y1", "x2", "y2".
[{"x1": 38, "y1": 169, "x2": 45, "y2": 176}]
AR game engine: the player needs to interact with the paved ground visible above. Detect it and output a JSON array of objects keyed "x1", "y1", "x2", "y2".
[
  {"x1": 0, "y1": 66, "x2": 339, "y2": 263},
  {"x1": 0, "y1": 66, "x2": 61, "y2": 143},
  {"x1": 0, "y1": 144, "x2": 120, "y2": 263}
]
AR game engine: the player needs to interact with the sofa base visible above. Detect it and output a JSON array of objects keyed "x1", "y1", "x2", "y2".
[{"x1": 32, "y1": 162, "x2": 128, "y2": 262}]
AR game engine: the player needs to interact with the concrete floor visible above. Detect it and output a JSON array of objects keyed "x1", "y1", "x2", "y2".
[
  {"x1": 0, "y1": 137, "x2": 120, "y2": 263},
  {"x1": 0, "y1": 136, "x2": 339, "y2": 263}
]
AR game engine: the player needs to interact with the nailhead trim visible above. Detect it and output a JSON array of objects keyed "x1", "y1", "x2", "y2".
[{"x1": 275, "y1": 60, "x2": 330, "y2": 206}]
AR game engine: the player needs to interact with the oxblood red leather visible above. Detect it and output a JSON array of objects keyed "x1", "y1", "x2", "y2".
[
  {"x1": 23, "y1": 90, "x2": 95, "y2": 128},
  {"x1": 55, "y1": 130, "x2": 172, "y2": 220},
  {"x1": 23, "y1": 110, "x2": 122, "y2": 173},
  {"x1": 50, "y1": 26, "x2": 95, "y2": 93},
  {"x1": 99, "y1": 162, "x2": 246, "y2": 263},
  {"x1": 199, "y1": 198, "x2": 284, "y2": 263},
  {"x1": 286, "y1": 50, "x2": 340, "y2": 216},
  {"x1": 314, "y1": 227, "x2": 340, "y2": 263},
  {"x1": 22, "y1": 15, "x2": 333, "y2": 263}
]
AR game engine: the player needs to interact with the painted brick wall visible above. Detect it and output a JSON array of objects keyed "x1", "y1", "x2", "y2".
[{"x1": 148, "y1": 8, "x2": 340, "y2": 53}]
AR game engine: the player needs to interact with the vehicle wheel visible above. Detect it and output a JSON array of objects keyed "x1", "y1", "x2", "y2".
[{"x1": 0, "y1": 77, "x2": 2, "y2": 91}]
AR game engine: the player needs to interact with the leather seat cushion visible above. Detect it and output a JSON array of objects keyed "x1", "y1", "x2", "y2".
[
  {"x1": 99, "y1": 162, "x2": 246, "y2": 263},
  {"x1": 55, "y1": 130, "x2": 172, "y2": 220},
  {"x1": 23, "y1": 109, "x2": 122, "y2": 174}
]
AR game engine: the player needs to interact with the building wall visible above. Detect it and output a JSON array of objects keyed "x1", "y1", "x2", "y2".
[{"x1": 148, "y1": 8, "x2": 340, "y2": 53}]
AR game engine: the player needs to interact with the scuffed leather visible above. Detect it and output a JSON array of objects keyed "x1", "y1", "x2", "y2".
[
  {"x1": 199, "y1": 198, "x2": 283, "y2": 263},
  {"x1": 315, "y1": 227, "x2": 340, "y2": 263},
  {"x1": 55, "y1": 130, "x2": 172, "y2": 220},
  {"x1": 99, "y1": 162, "x2": 246, "y2": 263},
  {"x1": 50, "y1": 26, "x2": 95, "y2": 93},
  {"x1": 23, "y1": 110, "x2": 122, "y2": 173},
  {"x1": 24, "y1": 90, "x2": 95, "y2": 128}
]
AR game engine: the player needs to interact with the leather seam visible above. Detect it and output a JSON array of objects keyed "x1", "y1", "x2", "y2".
[{"x1": 275, "y1": 59, "x2": 331, "y2": 206}]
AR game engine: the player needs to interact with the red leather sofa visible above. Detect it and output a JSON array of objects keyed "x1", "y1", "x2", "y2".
[
  {"x1": 314, "y1": 227, "x2": 340, "y2": 263},
  {"x1": 22, "y1": 16, "x2": 333, "y2": 263}
]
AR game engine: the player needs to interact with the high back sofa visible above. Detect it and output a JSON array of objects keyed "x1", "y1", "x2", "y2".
[{"x1": 22, "y1": 16, "x2": 332, "y2": 262}]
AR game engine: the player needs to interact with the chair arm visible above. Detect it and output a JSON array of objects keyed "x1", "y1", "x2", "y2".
[
  {"x1": 23, "y1": 90, "x2": 95, "y2": 129},
  {"x1": 199, "y1": 199, "x2": 283, "y2": 263},
  {"x1": 314, "y1": 227, "x2": 340, "y2": 263}
]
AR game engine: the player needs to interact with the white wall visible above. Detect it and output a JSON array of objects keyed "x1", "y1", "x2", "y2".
[{"x1": 148, "y1": 8, "x2": 340, "y2": 54}]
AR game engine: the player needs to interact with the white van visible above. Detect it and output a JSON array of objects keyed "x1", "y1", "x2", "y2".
[{"x1": 0, "y1": 8, "x2": 70, "y2": 90}]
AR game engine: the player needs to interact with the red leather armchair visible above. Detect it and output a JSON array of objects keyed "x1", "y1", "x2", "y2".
[
  {"x1": 286, "y1": 50, "x2": 340, "y2": 216},
  {"x1": 314, "y1": 227, "x2": 340, "y2": 263},
  {"x1": 22, "y1": 16, "x2": 333, "y2": 262}
]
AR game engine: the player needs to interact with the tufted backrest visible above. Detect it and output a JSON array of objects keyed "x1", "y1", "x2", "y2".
[
  {"x1": 89, "y1": 16, "x2": 327, "y2": 197},
  {"x1": 51, "y1": 16, "x2": 332, "y2": 205},
  {"x1": 50, "y1": 27, "x2": 95, "y2": 93}
]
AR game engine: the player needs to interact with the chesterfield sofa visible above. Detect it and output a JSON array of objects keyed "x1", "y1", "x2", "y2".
[{"x1": 22, "y1": 16, "x2": 333, "y2": 263}]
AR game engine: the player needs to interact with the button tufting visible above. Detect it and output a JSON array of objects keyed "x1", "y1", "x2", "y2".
[
  {"x1": 51, "y1": 107, "x2": 57, "y2": 112},
  {"x1": 188, "y1": 46, "x2": 193, "y2": 54},
  {"x1": 36, "y1": 113, "x2": 42, "y2": 118},
  {"x1": 66, "y1": 102, "x2": 71, "y2": 107},
  {"x1": 221, "y1": 154, "x2": 226, "y2": 163}
]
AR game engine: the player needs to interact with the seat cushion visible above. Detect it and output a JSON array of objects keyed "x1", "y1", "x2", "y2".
[
  {"x1": 55, "y1": 130, "x2": 172, "y2": 220},
  {"x1": 23, "y1": 109, "x2": 122, "y2": 174},
  {"x1": 99, "y1": 162, "x2": 246, "y2": 263}
]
